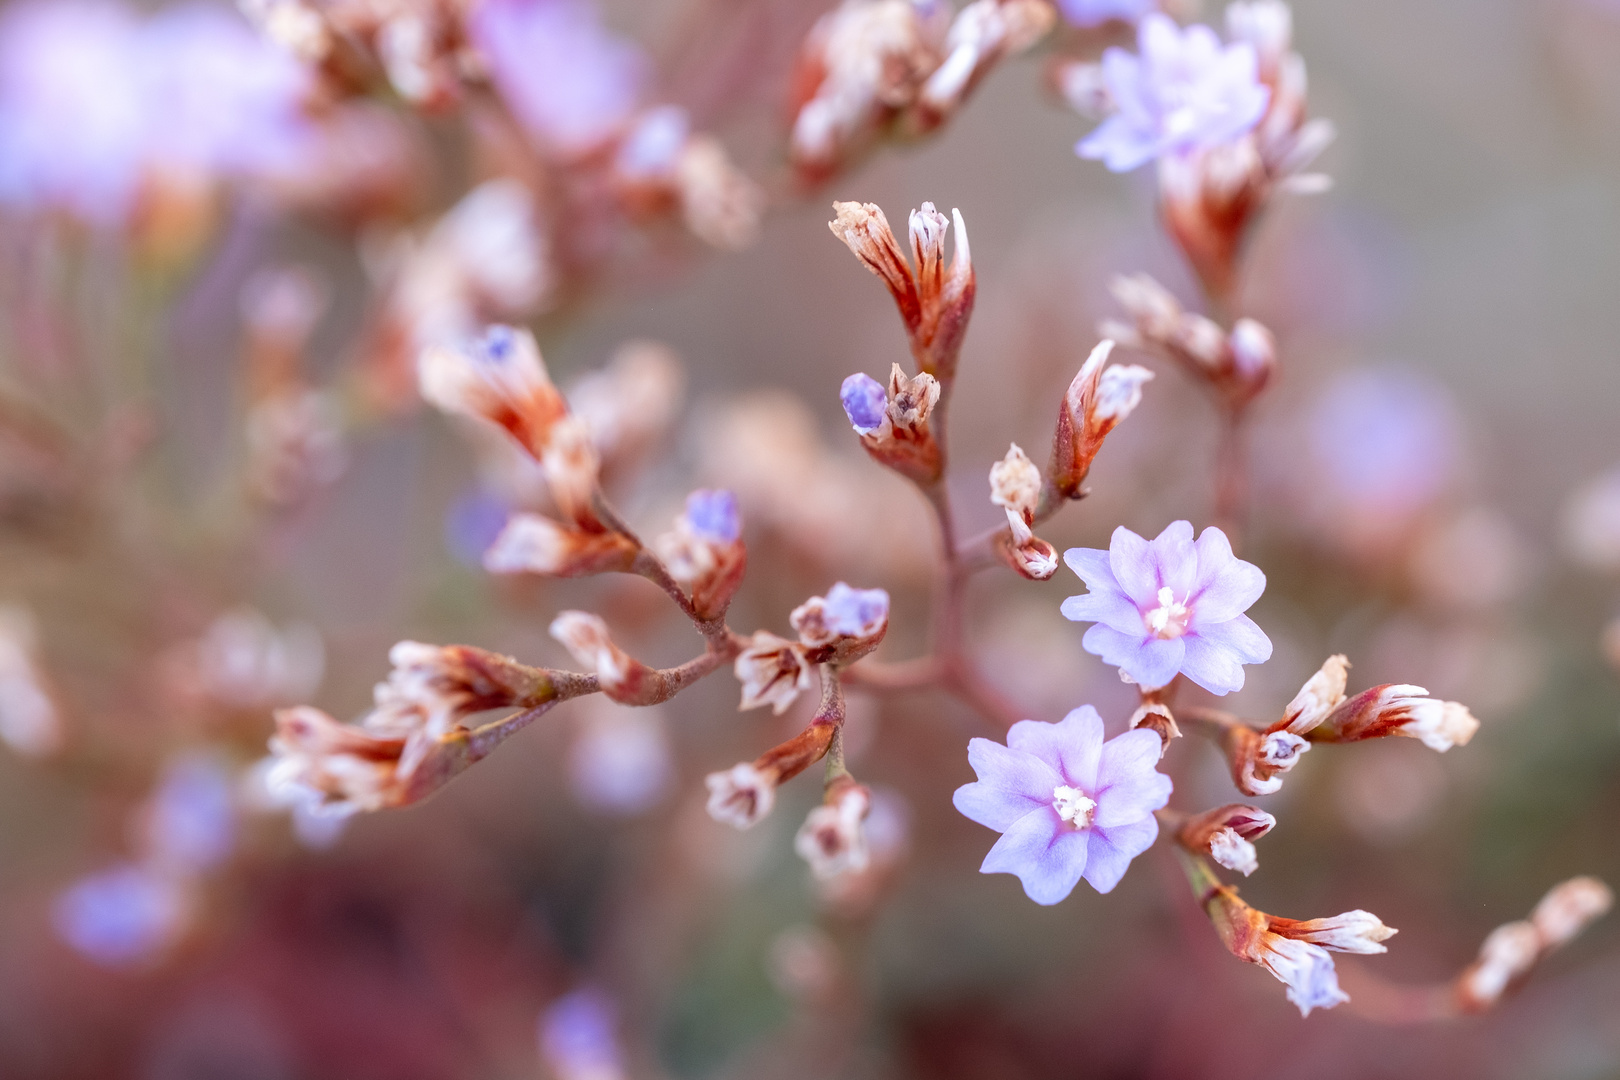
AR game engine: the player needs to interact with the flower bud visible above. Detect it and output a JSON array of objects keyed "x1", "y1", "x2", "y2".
[
  {"x1": 1269, "y1": 910, "x2": 1398, "y2": 955},
  {"x1": 1459, "y1": 921, "x2": 1540, "y2": 1010},
  {"x1": 705, "y1": 762, "x2": 777, "y2": 829},
  {"x1": 1530, "y1": 876, "x2": 1613, "y2": 949},
  {"x1": 1049, "y1": 339, "x2": 1153, "y2": 500},
  {"x1": 1229, "y1": 316, "x2": 1276, "y2": 392},
  {"x1": 539, "y1": 415, "x2": 605, "y2": 529},
  {"x1": 840, "y1": 363, "x2": 944, "y2": 484},
  {"x1": 829, "y1": 201, "x2": 974, "y2": 376},
  {"x1": 915, "y1": 0, "x2": 1054, "y2": 123},
  {"x1": 1179, "y1": 804, "x2": 1274, "y2": 876},
  {"x1": 482, "y1": 513, "x2": 640, "y2": 578},
  {"x1": 676, "y1": 133, "x2": 765, "y2": 250},
  {"x1": 734, "y1": 632, "x2": 814, "y2": 715},
  {"x1": 653, "y1": 489, "x2": 747, "y2": 620},
  {"x1": 418, "y1": 325, "x2": 567, "y2": 460},
  {"x1": 1128, "y1": 701, "x2": 1181, "y2": 754},
  {"x1": 1313, "y1": 684, "x2": 1480, "y2": 752},
  {"x1": 989, "y1": 443, "x2": 1041, "y2": 519},
  {"x1": 791, "y1": 583, "x2": 890, "y2": 664},
  {"x1": 1278, "y1": 654, "x2": 1349, "y2": 735},
  {"x1": 549, "y1": 612, "x2": 658, "y2": 706},
  {"x1": 264, "y1": 705, "x2": 468, "y2": 817},
  {"x1": 795, "y1": 779, "x2": 872, "y2": 879},
  {"x1": 829, "y1": 201, "x2": 920, "y2": 331},
  {"x1": 0, "y1": 607, "x2": 60, "y2": 757}
]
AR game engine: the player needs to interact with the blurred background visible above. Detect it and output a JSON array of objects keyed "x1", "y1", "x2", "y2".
[{"x1": 3, "y1": 0, "x2": 1620, "y2": 1076}]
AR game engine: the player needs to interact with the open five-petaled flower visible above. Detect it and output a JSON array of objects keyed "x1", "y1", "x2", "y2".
[
  {"x1": 1062, "y1": 520, "x2": 1272, "y2": 694},
  {"x1": 953, "y1": 707, "x2": 1171, "y2": 904}
]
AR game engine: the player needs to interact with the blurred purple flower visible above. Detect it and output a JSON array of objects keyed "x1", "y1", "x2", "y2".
[
  {"x1": 1058, "y1": 0, "x2": 1156, "y2": 28},
  {"x1": 684, "y1": 488, "x2": 740, "y2": 543},
  {"x1": 539, "y1": 989, "x2": 625, "y2": 1080},
  {"x1": 0, "y1": 0, "x2": 312, "y2": 221},
  {"x1": 953, "y1": 706, "x2": 1171, "y2": 903},
  {"x1": 144, "y1": 753, "x2": 236, "y2": 874},
  {"x1": 1308, "y1": 366, "x2": 1460, "y2": 519},
  {"x1": 568, "y1": 706, "x2": 674, "y2": 815},
  {"x1": 615, "y1": 104, "x2": 689, "y2": 180},
  {"x1": 444, "y1": 489, "x2": 513, "y2": 567},
  {"x1": 1077, "y1": 13, "x2": 1269, "y2": 172},
  {"x1": 1061, "y1": 521, "x2": 1271, "y2": 694},
  {"x1": 53, "y1": 863, "x2": 186, "y2": 966},
  {"x1": 469, "y1": 0, "x2": 645, "y2": 157}
]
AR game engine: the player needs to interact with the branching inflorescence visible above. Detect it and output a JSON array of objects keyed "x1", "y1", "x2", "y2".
[{"x1": 260, "y1": 0, "x2": 1612, "y2": 1022}]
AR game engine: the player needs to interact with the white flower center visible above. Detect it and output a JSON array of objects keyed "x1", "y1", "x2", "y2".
[
  {"x1": 1143, "y1": 586, "x2": 1192, "y2": 639},
  {"x1": 1052, "y1": 785, "x2": 1096, "y2": 828}
]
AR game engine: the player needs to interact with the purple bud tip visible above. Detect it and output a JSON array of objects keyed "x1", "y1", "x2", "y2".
[
  {"x1": 476, "y1": 325, "x2": 518, "y2": 363},
  {"x1": 685, "y1": 488, "x2": 740, "y2": 543},
  {"x1": 840, "y1": 373, "x2": 888, "y2": 434},
  {"x1": 823, "y1": 582, "x2": 890, "y2": 636}
]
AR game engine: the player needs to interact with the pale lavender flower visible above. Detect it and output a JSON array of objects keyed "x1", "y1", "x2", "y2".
[
  {"x1": 53, "y1": 863, "x2": 187, "y2": 966},
  {"x1": 953, "y1": 706, "x2": 1171, "y2": 904},
  {"x1": 0, "y1": 0, "x2": 312, "y2": 221},
  {"x1": 840, "y1": 372, "x2": 888, "y2": 434},
  {"x1": 1077, "y1": 13, "x2": 1270, "y2": 172},
  {"x1": 469, "y1": 0, "x2": 644, "y2": 158},
  {"x1": 567, "y1": 704, "x2": 674, "y2": 816},
  {"x1": 539, "y1": 989, "x2": 625, "y2": 1080},
  {"x1": 1061, "y1": 520, "x2": 1271, "y2": 694},
  {"x1": 1308, "y1": 366, "x2": 1459, "y2": 520},
  {"x1": 143, "y1": 754, "x2": 237, "y2": 874},
  {"x1": 1058, "y1": 0, "x2": 1156, "y2": 28}
]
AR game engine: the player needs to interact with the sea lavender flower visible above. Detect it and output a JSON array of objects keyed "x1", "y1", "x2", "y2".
[
  {"x1": 953, "y1": 706, "x2": 1171, "y2": 903},
  {"x1": 539, "y1": 989, "x2": 626, "y2": 1080},
  {"x1": 142, "y1": 754, "x2": 237, "y2": 875},
  {"x1": 53, "y1": 863, "x2": 188, "y2": 967},
  {"x1": 568, "y1": 704, "x2": 674, "y2": 815},
  {"x1": 0, "y1": 0, "x2": 312, "y2": 221},
  {"x1": 1057, "y1": 0, "x2": 1157, "y2": 28},
  {"x1": 841, "y1": 373, "x2": 889, "y2": 434},
  {"x1": 1077, "y1": 13, "x2": 1270, "y2": 172},
  {"x1": 1061, "y1": 521, "x2": 1272, "y2": 694},
  {"x1": 469, "y1": 0, "x2": 644, "y2": 158}
]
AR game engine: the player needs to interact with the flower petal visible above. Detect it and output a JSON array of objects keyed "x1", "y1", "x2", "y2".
[
  {"x1": 1082, "y1": 814, "x2": 1158, "y2": 893},
  {"x1": 1106, "y1": 526, "x2": 1160, "y2": 608},
  {"x1": 1148, "y1": 520, "x2": 1197, "y2": 597},
  {"x1": 1094, "y1": 730, "x2": 1173, "y2": 827},
  {"x1": 1061, "y1": 588, "x2": 1144, "y2": 636},
  {"x1": 1081, "y1": 624, "x2": 1184, "y2": 690},
  {"x1": 1196, "y1": 612, "x2": 1273, "y2": 664},
  {"x1": 1008, "y1": 706, "x2": 1104, "y2": 790},
  {"x1": 954, "y1": 738, "x2": 1062, "y2": 831},
  {"x1": 1190, "y1": 527, "x2": 1265, "y2": 625},
  {"x1": 980, "y1": 807, "x2": 1088, "y2": 905},
  {"x1": 1179, "y1": 632, "x2": 1247, "y2": 695}
]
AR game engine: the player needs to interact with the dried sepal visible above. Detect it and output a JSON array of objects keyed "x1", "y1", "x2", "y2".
[
  {"x1": 794, "y1": 776, "x2": 872, "y2": 879},
  {"x1": 1311, "y1": 684, "x2": 1480, "y2": 752},
  {"x1": 734, "y1": 632, "x2": 814, "y2": 715},
  {"x1": 482, "y1": 513, "x2": 639, "y2": 578},
  {"x1": 1049, "y1": 339, "x2": 1153, "y2": 500}
]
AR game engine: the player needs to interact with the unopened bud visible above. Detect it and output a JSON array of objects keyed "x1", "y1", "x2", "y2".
[
  {"x1": 482, "y1": 513, "x2": 639, "y2": 577},
  {"x1": 1050, "y1": 339, "x2": 1152, "y2": 499},
  {"x1": 989, "y1": 443, "x2": 1041, "y2": 520},
  {"x1": 1460, "y1": 921, "x2": 1540, "y2": 1009},
  {"x1": 1229, "y1": 317, "x2": 1276, "y2": 390},
  {"x1": 1270, "y1": 910, "x2": 1398, "y2": 955},
  {"x1": 1129, "y1": 701, "x2": 1181, "y2": 754},
  {"x1": 1314, "y1": 684, "x2": 1480, "y2": 752},
  {"x1": 1530, "y1": 876, "x2": 1613, "y2": 949},
  {"x1": 549, "y1": 612, "x2": 657, "y2": 705},
  {"x1": 1180, "y1": 803, "x2": 1274, "y2": 876},
  {"x1": 1279, "y1": 654, "x2": 1349, "y2": 735},
  {"x1": 419, "y1": 326, "x2": 567, "y2": 459}
]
